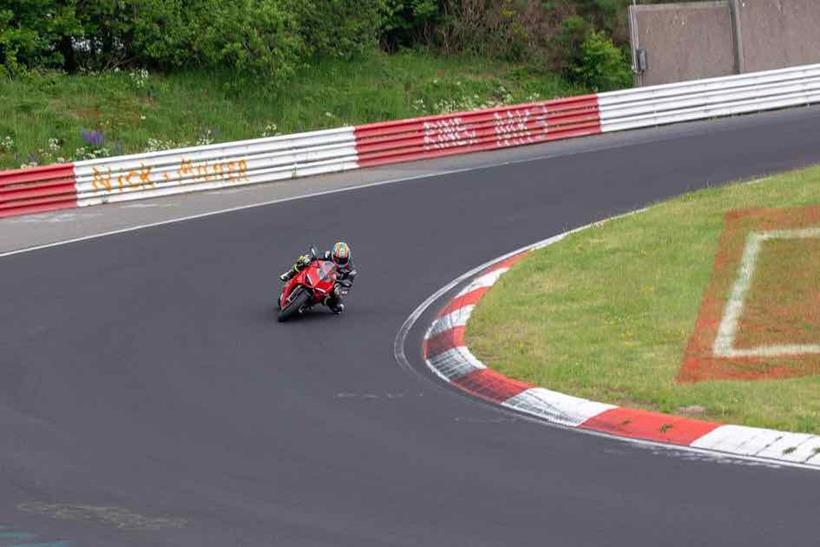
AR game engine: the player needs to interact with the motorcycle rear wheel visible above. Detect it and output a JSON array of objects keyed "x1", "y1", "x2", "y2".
[{"x1": 278, "y1": 289, "x2": 311, "y2": 322}]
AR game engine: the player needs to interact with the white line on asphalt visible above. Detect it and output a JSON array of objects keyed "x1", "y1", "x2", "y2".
[
  {"x1": 0, "y1": 123, "x2": 776, "y2": 260},
  {"x1": 0, "y1": 153, "x2": 591, "y2": 259}
]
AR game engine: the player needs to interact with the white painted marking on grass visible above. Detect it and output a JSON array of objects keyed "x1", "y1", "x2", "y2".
[{"x1": 713, "y1": 227, "x2": 820, "y2": 358}]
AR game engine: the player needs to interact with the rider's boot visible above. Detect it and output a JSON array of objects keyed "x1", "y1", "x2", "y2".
[{"x1": 324, "y1": 295, "x2": 344, "y2": 314}]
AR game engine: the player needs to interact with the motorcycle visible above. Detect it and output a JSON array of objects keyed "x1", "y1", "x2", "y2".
[{"x1": 277, "y1": 247, "x2": 350, "y2": 322}]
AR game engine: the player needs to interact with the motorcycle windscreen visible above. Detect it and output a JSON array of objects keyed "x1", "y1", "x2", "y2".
[{"x1": 316, "y1": 261, "x2": 336, "y2": 281}]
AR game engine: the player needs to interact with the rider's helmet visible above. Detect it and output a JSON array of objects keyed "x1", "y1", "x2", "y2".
[{"x1": 331, "y1": 241, "x2": 351, "y2": 266}]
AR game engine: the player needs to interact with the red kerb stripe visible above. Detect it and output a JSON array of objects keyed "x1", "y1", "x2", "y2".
[
  {"x1": 452, "y1": 369, "x2": 532, "y2": 403},
  {"x1": 438, "y1": 288, "x2": 488, "y2": 317},
  {"x1": 579, "y1": 407, "x2": 721, "y2": 446},
  {"x1": 423, "y1": 326, "x2": 466, "y2": 358},
  {"x1": 485, "y1": 252, "x2": 529, "y2": 273}
]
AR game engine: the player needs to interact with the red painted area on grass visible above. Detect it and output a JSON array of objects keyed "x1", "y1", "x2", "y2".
[
  {"x1": 452, "y1": 369, "x2": 532, "y2": 403},
  {"x1": 580, "y1": 407, "x2": 721, "y2": 445},
  {"x1": 679, "y1": 205, "x2": 820, "y2": 383}
]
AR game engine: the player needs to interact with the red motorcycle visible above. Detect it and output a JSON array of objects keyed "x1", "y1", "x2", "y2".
[{"x1": 277, "y1": 247, "x2": 348, "y2": 322}]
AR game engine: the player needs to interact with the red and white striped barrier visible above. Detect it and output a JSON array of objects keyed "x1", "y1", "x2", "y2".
[
  {"x1": 3, "y1": 63, "x2": 820, "y2": 218},
  {"x1": 0, "y1": 164, "x2": 78, "y2": 218},
  {"x1": 1, "y1": 127, "x2": 359, "y2": 219},
  {"x1": 423, "y1": 247, "x2": 820, "y2": 468},
  {"x1": 354, "y1": 95, "x2": 601, "y2": 167}
]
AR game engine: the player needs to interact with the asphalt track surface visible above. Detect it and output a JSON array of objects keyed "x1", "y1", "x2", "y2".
[{"x1": 2, "y1": 109, "x2": 820, "y2": 546}]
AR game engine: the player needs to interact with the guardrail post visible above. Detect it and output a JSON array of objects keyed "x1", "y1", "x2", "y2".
[
  {"x1": 627, "y1": 3, "x2": 644, "y2": 87},
  {"x1": 729, "y1": 0, "x2": 745, "y2": 74}
]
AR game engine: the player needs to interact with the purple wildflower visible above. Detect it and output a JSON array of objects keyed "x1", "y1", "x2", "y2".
[{"x1": 81, "y1": 129, "x2": 105, "y2": 148}]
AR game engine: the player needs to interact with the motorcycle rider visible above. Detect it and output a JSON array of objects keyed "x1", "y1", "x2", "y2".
[{"x1": 279, "y1": 241, "x2": 357, "y2": 313}]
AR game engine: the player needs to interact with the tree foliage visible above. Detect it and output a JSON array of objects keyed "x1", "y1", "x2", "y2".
[
  {"x1": 1, "y1": 0, "x2": 634, "y2": 88},
  {"x1": 0, "y1": 0, "x2": 386, "y2": 78}
]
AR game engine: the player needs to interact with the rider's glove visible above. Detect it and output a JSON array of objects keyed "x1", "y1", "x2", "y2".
[{"x1": 279, "y1": 272, "x2": 289, "y2": 282}]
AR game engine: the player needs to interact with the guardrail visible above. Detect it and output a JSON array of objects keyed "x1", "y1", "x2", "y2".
[
  {"x1": 1, "y1": 128, "x2": 358, "y2": 218},
  {"x1": 354, "y1": 95, "x2": 601, "y2": 167},
  {"x1": 598, "y1": 63, "x2": 820, "y2": 132},
  {"x1": 2, "y1": 63, "x2": 819, "y2": 218}
]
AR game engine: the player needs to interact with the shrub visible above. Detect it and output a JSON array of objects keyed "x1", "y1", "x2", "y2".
[
  {"x1": 381, "y1": 0, "x2": 441, "y2": 50},
  {"x1": 436, "y1": 0, "x2": 534, "y2": 61},
  {"x1": 570, "y1": 30, "x2": 631, "y2": 91},
  {"x1": 186, "y1": 1, "x2": 304, "y2": 79},
  {"x1": 554, "y1": 15, "x2": 592, "y2": 78},
  {"x1": 293, "y1": 0, "x2": 388, "y2": 59}
]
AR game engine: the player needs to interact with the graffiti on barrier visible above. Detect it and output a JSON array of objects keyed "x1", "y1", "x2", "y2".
[
  {"x1": 494, "y1": 107, "x2": 549, "y2": 148},
  {"x1": 91, "y1": 158, "x2": 249, "y2": 193},
  {"x1": 422, "y1": 118, "x2": 479, "y2": 151}
]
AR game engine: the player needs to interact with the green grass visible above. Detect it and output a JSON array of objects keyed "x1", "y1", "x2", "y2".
[
  {"x1": 0, "y1": 50, "x2": 584, "y2": 169},
  {"x1": 466, "y1": 166, "x2": 820, "y2": 433}
]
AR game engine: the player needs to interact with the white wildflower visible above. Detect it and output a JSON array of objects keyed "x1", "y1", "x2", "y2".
[
  {"x1": 262, "y1": 122, "x2": 279, "y2": 137},
  {"x1": 0, "y1": 135, "x2": 14, "y2": 152},
  {"x1": 129, "y1": 68, "x2": 150, "y2": 89}
]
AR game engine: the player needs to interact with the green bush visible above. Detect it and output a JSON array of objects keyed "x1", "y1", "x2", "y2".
[
  {"x1": 435, "y1": 0, "x2": 543, "y2": 62},
  {"x1": 294, "y1": 0, "x2": 388, "y2": 59},
  {"x1": 186, "y1": 1, "x2": 304, "y2": 79},
  {"x1": 554, "y1": 15, "x2": 592, "y2": 78},
  {"x1": 570, "y1": 30, "x2": 631, "y2": 91},
  {"x1": 571, "y1": 0, "x2": 631, "y2": 44},
  {"x1": 72, "y1": 0, "x2": 192, "y2": 70}
]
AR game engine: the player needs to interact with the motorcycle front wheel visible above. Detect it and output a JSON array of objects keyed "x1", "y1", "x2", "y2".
[{"x1": 278, "y1": 289, "x2": 311, "y2": 322}]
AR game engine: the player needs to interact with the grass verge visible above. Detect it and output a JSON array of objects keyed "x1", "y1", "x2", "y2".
[
  {"x1": 0, "y1": 50, "x2": 583, "y2": 169},
  {"x1": 466, "y1": 166, "x2": 820, "y2": 433}
]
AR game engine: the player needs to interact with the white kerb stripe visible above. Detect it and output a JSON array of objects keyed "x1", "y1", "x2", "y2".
[
  {"x1": 426, "y1": 346, "x2": 486, "y2": 382},
  {"x1": 428, "y1": 305, "x2": 475, "y2": 338},
  {"x1": 754, "y1": 433, "x2": 820, "y2": 463},
  {"x1": 457, "y1": 268, "x2": 509, "y2": 297},
  {"x1": 502, "y1": 387, "x2": 615, "y2": 427},
  {"x1": 690, "y1": 425, "x2": 800, "y2": 458}
]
